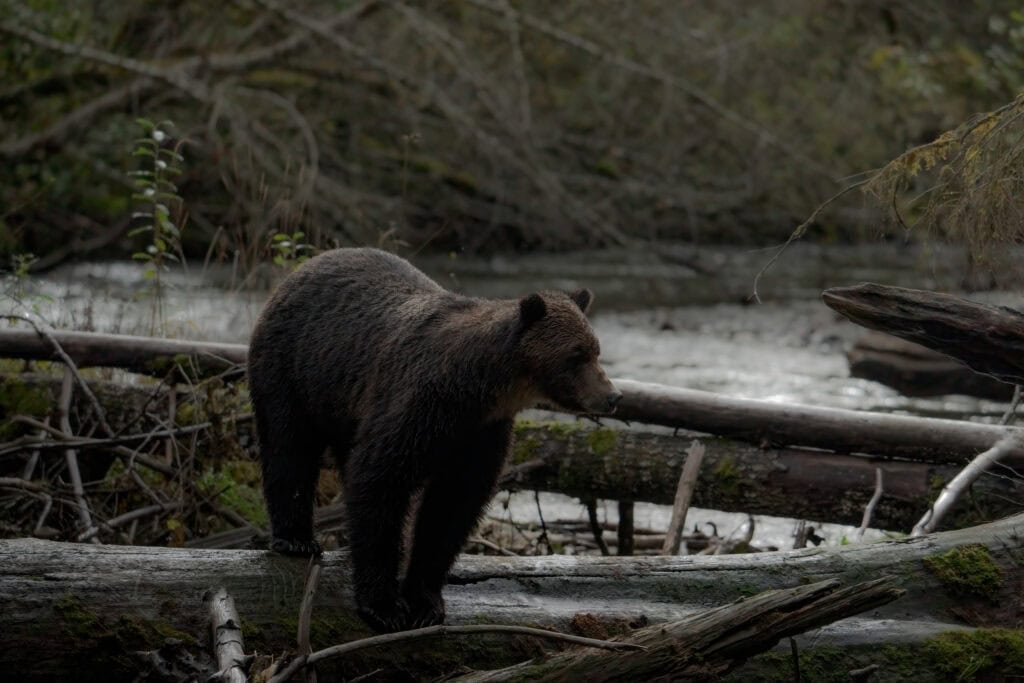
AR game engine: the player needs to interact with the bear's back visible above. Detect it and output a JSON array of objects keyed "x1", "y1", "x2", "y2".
[{"x1": 248, "y1": 248, "x2": 453, "y2": 428}]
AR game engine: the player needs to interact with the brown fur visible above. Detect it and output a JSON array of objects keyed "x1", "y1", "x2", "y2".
[{"x1": 247, "y1": 248, "x2": 619, "y2": 632}]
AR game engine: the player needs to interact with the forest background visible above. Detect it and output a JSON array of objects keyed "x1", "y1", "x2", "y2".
[{"x1": 2, "y1": 0, "x2": 1024, "y2": 270}]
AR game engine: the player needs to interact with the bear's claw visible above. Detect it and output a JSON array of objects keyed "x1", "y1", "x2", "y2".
[
  {"x1": 403, "y1": 588, "x2": 446, "y2": 629},
  {"x1": 270, "y1": 537, "x2": 323, "y2": 557},
  {"x1": 356, "y1": 597, "x2": 410, "y2": 633}
]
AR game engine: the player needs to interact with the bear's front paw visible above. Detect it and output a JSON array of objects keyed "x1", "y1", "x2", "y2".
[
  {"x1": 270, "y1": 537, "x2": 323, "y2": 557},
  {"x1": 356, "y1": 595, "x2": 410, "y2": 633},
  {"x1": 403, "y1": 587, "x2": 445, "y2": 629}
]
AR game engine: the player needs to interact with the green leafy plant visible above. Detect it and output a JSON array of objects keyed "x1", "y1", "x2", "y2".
[
  {"x1": 2, "y1": 253, "x2": 54, "y2": 319},
  {"x1": 129, "y1": 118, "x2": 186, "y2": 332},
  {"x1": 270, "y1": 231, "x2": 313, "y2": 270}
]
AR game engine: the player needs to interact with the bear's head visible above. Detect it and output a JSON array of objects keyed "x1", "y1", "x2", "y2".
[{"x1": 517, "y1": 288, "x2": 622, "y2": 415}]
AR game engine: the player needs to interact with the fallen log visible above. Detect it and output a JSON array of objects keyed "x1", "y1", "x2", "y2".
[
  {"x1": 823, "y1": 283, "x2": 1024, "y2": 385},
  {"x1": 847, "y1": 330, "x2": 1016, "y2": 400},
  {"x1": 1, "y1": 327, "x2": 1022, "y2": 463},
  {"x1": 455, "y1": 578, "x2": 901, "y2": 682},
  {"x1": 3, "y1": 372, "x2": 1021, "y2": 533},
  {"x1": 0, "y1": 328, "x2": 247, "y2": 380},
  {"x1": 507, "y1": 422, "x2": 1024, "y2": 531},
  {"x1": 1, "y1": 514, "x2": 1020, "y2": 681},
  {"x1": 612, "y1": 379, "x2": 1024, "y2": 464}
]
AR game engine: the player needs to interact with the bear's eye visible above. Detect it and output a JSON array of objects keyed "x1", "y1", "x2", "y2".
[{"x1": 569, "y1": 348, "x2": 588, "y2": 365}]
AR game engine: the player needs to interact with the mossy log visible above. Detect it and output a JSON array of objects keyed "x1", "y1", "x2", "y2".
[
  {"x1": 1, "y1": 328, "x2": 1021, "y2": 463},
  {"x1": 1, "y1": 513, "x2": 1021, "y2": 681},
  {"x1": 508, "y1": 422, "x2": 1024, "y2": 531},
  {"x1": 823, "y1": 282, "x2": 1024, "y2": 385}
]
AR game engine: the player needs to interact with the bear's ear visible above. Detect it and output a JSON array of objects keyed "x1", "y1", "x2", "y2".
[
  {"x1": 519, "y1": 293, "x2": 547, "y2": 327},
  {"x1": 569, "y1": 288, "x2": 593, "y2": 314}
]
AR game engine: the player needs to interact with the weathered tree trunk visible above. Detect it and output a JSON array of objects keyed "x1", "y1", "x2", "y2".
[
  {"x1": 0, "y1": 329, "x2": 247, "y2": 380},
  {"x1": 612, "y1": 378, "x2": 1024, "y2": 464},
  {"x1": 823, "y1": 282, "x2": 1024, "y2": 385},
  {"x1": 507, "y1": 422, "x2": 1024, "y2": 530},
  {"x1": 2, "y1": 328, "x2": 1021, "y2": 463},
  {"x1": 455, "y1": 578, "x2": 901, "y2": 682},
  {"x1": 1, "y1": 514, "x2": 1020, "y2": 681},
  {"x1": 847, "y1": 330, "x2": 1016, "y2": 400}
]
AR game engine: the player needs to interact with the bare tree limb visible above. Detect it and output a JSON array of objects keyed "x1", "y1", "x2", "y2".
[
  {"x1": 268, "y1": 624, "x2": 644, "y2": 683},
  {"x1": 662, "y1": 440, "x2": 705, "y2": 555},
  {"x1": 855, "y1": 468, "x2": 883, "y2": 542},
  {"x1": 56, "y1": 368, "x2": 97, "y2": 541},
  {"x1": 912, "y1": 434, "x2": 1024, "y2": 536},
  {"x1": 209, "y1": 587, "x2": 249, "y2": 683},
  {"x1": 297, "y1": 557, "x2": 323, "y2": 683}
]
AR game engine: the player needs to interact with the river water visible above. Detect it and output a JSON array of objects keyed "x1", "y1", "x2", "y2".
[{"x1": 12, "y1": 242, "x2": 1022, "y2": 548}]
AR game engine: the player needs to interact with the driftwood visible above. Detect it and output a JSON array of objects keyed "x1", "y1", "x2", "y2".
[
  {"x1": 1, "y1": 514, "x2": 1020, "y2": 681},
  {"x1": 847, "y1": 330, "x2": 1016, "y2": 400},
  {"x1": 823, "y1": 282, "x2": 1024, "y2": 385},
  {"x1": 1, "y1": 327, "x2": 1022, "y2": 464}
]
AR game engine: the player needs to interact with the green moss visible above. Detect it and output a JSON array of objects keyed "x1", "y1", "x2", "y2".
[
  {"x1": 923, "y1": 544, "x2": 1002, "y2": 599},
  {"x1": 923, "y1": 628, "x2": 1024, "y2": 680},
  {"x1": 710, "y1": 456, "x2": 743, "y2": 498},
  {"x1": 54, "y1": 595, "x2": 102, "y2": 640},
  {"x1": 54, "y1": 594, "x2": 194, "y2": 647},
  {"x1": 513, "y1": 420, "x2": 618, "y2": 457},
  {"x1": 512, "y1": 435, "x2": 541, "y2": 463},
  {"x1": 729, "y1": 642, "x2": 945, "y2": 682},
  {"x1": 544, "y1": 421, "x2": 584, "y2": 437},
  {"x1": 0, "y1": 375, "x2": 52, "y2": 438},
  {"x1": 198, "y1": 463, "x2": 269, "y2": 527},
  {"x1": 585, "y1": 427, "x2": 617, "y2": 455}
]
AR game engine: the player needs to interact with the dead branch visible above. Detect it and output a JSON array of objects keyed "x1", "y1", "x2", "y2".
[
  {"x1": 912, "y1": 434, "x2": 1024, "y2": 536},
  {"x1": 208, "y1": 587, "x2": 249, "y2": 683},
  {"x1": 453, "y1": 578, "x2": 900, "y2": 682},
  {"x1": 297, "y1": 557, "x2": 323, "y2": 683},
  {"x1": 855, "y1": 468, "x2": 883, "y2": 542},
  {"x1": 57, "y1": 368, "x2": 96, "y2": 541},
  {"x1": 662, "y1": 440, "x2": 705, "y2": 555},
  {"x1": 269, "y1": 624, "x2": 646, "y2": 683},
  {"x1": 0, "y1": 477, "x2": 53, "y2": 535}
]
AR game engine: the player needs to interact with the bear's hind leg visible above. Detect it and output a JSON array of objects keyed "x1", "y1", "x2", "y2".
[
  {"x1": 258, "y1": 412, "x2": 325, "y2": 557},
  {"x1": 402, "y1": 422, "x2": 511, "y2": 628}
]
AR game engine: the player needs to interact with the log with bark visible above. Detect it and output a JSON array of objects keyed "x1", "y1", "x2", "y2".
[
  {"x1": 507, "y1": 422, "x2": 1024, "y2": 531},
  {"x1": 1, "y1": 513, "x2": 1020, "y2": 681},
  {"x1": 823, "y1": 282, "x2": 1024, "y2": 385},
  {"x1": 2, "y1": 327, "x2": 1022, "y2": 463}
]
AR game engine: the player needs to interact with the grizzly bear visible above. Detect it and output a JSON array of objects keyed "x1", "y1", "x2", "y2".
[{"x1": 247, "y1": 248, "x2": 621, "y2": 632}]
